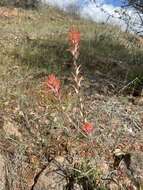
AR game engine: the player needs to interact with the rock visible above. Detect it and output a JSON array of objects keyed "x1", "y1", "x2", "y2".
[
  {"x1": 111, "y1": 151, "x2": 143, "y2": 189},
  {"x1": 33, "y1": 161, "x2": 67, "y2": 190},
  {"x1": 138, "y1": 97, "x2": 143, "y2": 106},
  {"x1": 130, "y1": 152, "x2": 143, "y2": 187},
  {"x1": 97, "y1": 159, "x2": 109, "y2": 175},
  {"x1": 0, "y1": 154, "x2": 6, "y2": 190},
  {"x1": 109, "y1": 182, "x2": 119, "y2": 190},
  {"x1": 55, "y1": 156, "x2": 65, "y2": 164}
]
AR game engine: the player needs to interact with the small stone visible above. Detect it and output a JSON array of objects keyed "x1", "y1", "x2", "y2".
[
  {"x1": 109, "y1": 182, "x2": 119, "y2": 190},
  {"x1": 3, "y1": 118, "x2": 22, "y2": 140},
  {"x1": 55, "y1": 156, "x2": 65, "y2": 164}
]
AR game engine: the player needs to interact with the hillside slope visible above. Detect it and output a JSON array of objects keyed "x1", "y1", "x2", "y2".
[{"x1": 0, "y1": 6, "x2": 142, "y2": 190}]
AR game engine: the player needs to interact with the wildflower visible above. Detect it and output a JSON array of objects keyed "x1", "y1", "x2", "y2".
[
  {"x1": 82, "y1": 122, "x2": 94, "y2": 134},
  {"x1": 68, "y1": 26, "x2": 80, "y2": 59},
  {"x1": 44, "y1": 74, "x2": 61, "y2": 97},
  {"x1": 68, "y1": 26, "x2": 80, "y2": 46}
]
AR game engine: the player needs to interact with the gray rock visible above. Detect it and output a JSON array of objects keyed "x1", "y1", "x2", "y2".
[
  {"x1": 0, "y1": 154, "x2": 6, "y2": 190},
  {"x1": 33, "y1": 161, "x2": 67, "y2": 190}
]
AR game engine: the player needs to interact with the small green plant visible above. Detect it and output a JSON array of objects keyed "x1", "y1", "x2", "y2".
[{"x1": 64, "y1": 159, "x2": 108, "y2": 190}]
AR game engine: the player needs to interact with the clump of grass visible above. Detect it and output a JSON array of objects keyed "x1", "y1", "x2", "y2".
[
  {"x1": 12, "y1": 38, "x2": 68, "y2": 75},
  {"x1": 65, "y1": 159, "x2": 103, "y2": 190}
]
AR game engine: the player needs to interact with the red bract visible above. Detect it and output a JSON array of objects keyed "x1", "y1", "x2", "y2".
[
  {"x1": 68, "y1": 26, "x2": 80, "y2": 46},
  {"x1": 44, "y1": 74, "x2": 61, "y2": 97},
  {"x1": 82, "y1": 122, "x2": 94, "y2": 134}
]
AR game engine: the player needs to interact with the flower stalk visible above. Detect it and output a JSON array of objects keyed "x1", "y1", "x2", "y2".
[{"x1": 68, "y1": 26, "x2": 86, "y2": 123}]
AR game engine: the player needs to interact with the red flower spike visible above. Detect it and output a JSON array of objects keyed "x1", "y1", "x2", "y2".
[
  {"x1": 68, "y1": 26, "x2": 80, "y2": 46},
  {"x1": 44, "y1": 74, "x2": 61, "y2": 97},
  {"x1": 82, "y1": 122, "x2": 94, "y2": 134}
]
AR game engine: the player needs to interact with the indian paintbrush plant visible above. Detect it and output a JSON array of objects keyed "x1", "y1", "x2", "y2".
[
  {"x1": 68, "y1": 26, "x2": 94, "y2": 136},
  {"x1": 43, "y1": 26, "x2": 94, "y2": 138}
]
